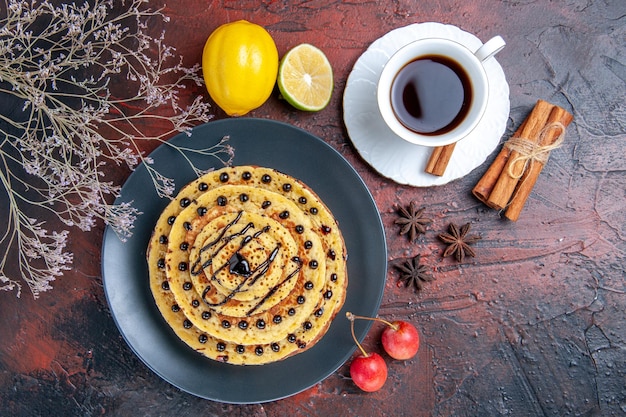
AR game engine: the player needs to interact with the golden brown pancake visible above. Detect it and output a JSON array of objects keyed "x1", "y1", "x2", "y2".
[{"x1": 147, "y1": 166, "x2": 347, "y2": 365}]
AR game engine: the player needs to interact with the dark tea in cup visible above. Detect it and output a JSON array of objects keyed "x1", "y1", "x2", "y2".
[
  {"x1": 377, "y1": 36, "x2": 505, "y2": 147},
  {"x1": 391, "y1": 55, "x2": 472, "y2": 135}
]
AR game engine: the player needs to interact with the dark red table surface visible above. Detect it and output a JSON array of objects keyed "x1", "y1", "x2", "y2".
[{"x1": 1, "y1": 1, "x2": 625, "y2": 416}]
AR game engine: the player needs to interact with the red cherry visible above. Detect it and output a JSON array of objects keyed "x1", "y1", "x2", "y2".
[
  {"x1": 346, "y1": 312, "x2": 389, "y2": 392},
  {"x1": 350, "y1": 352, "x2": 388, "y2": 392},
  {"x1": 381, "y1": 320, "x2": 420, "y2": 360}
]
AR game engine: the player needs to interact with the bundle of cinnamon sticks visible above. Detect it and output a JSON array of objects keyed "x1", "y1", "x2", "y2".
[{"x1": 472, "y1": 99, "x2": 573, "y2": 221}]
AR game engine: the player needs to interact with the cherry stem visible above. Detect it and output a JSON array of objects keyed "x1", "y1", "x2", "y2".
[
  {"x1": 347, "y1": 312, "x2": 398, "y2": 331},
  {"x1": 345, "y1": 312, "x2": 369, "y2": 357}
]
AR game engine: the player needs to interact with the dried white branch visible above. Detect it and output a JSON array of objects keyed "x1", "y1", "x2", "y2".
[{"x1": 0, "y1": 0, "x2": 233, "y2": 298}]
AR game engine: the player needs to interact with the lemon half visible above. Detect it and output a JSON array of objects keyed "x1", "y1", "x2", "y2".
[{"x1": 277, "y1": 44, "x2": 333, "y2": 112}]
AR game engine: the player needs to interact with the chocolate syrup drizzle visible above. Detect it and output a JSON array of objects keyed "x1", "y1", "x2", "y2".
[
  {"x1": 192, "y1": 210, "x2": 302, "y2": 316},
  {"x1": 245, "y1": 256, "x2": 302, "y2": 316}
]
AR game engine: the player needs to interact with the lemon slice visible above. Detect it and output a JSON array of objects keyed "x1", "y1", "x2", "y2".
[{"x1": 278, "y1": 44, "x2": 333, "y2": 111}]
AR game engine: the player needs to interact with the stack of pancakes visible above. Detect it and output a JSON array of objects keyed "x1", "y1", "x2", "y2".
[{"x1": 147, "y1": 166, "x2": 347, "y2": 365}]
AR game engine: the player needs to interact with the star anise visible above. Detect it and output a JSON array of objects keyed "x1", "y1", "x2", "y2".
[
  {"x1": 394, "y1": 201, "x2": 432, "y2": 242},
  {"x1": 394, "y1": 254, "x2": 434, "y2": 292},
  {"x1": 438, "y1": 222, "x2": 481, "y2": 262}
]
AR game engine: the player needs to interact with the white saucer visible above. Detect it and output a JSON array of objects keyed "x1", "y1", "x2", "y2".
[{"x1": 343, "y1": 22, "x2": 510, "y2": 187}]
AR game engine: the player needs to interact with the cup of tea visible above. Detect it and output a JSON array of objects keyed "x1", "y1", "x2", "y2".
[{"x1": 377, "y1": 35, "x2": 505, "y2": 147}]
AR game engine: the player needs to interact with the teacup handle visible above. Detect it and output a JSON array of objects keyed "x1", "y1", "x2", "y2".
[{"x1": 474, "y1": 35, "x2": 506, "y2": 62}]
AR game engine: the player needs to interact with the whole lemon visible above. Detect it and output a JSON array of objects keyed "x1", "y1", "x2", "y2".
[{"x1": 202, "y1": 20, "x2": 278, "y2": 116}]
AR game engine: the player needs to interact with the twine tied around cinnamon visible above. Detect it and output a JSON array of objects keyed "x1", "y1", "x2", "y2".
[{"x1": 504, "y1": 121, "x2": 567, "y2": 179}]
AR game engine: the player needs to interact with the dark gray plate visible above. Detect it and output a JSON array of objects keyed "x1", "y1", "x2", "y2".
[{"x1": 101, "y1": 118, "x2": 387, "y2": 404}]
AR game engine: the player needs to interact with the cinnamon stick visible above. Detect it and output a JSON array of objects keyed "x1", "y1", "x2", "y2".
[
  {"x1": 486, "y1": 100, "x2": 555, "y2": 210},
  {"x1": 504, "y1": 105, "x2": 573, "y2": 221},
  {"x1": 472, "y1": 118, "x2": 528, "y2": 207},
  {"x1": 425, "y1": 143, "x2": 456, "y2": 176}
]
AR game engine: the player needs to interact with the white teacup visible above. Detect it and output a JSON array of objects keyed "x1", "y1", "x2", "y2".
[{"x1": 377, "y1": 35, "x2": 505, "y2": 147}]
